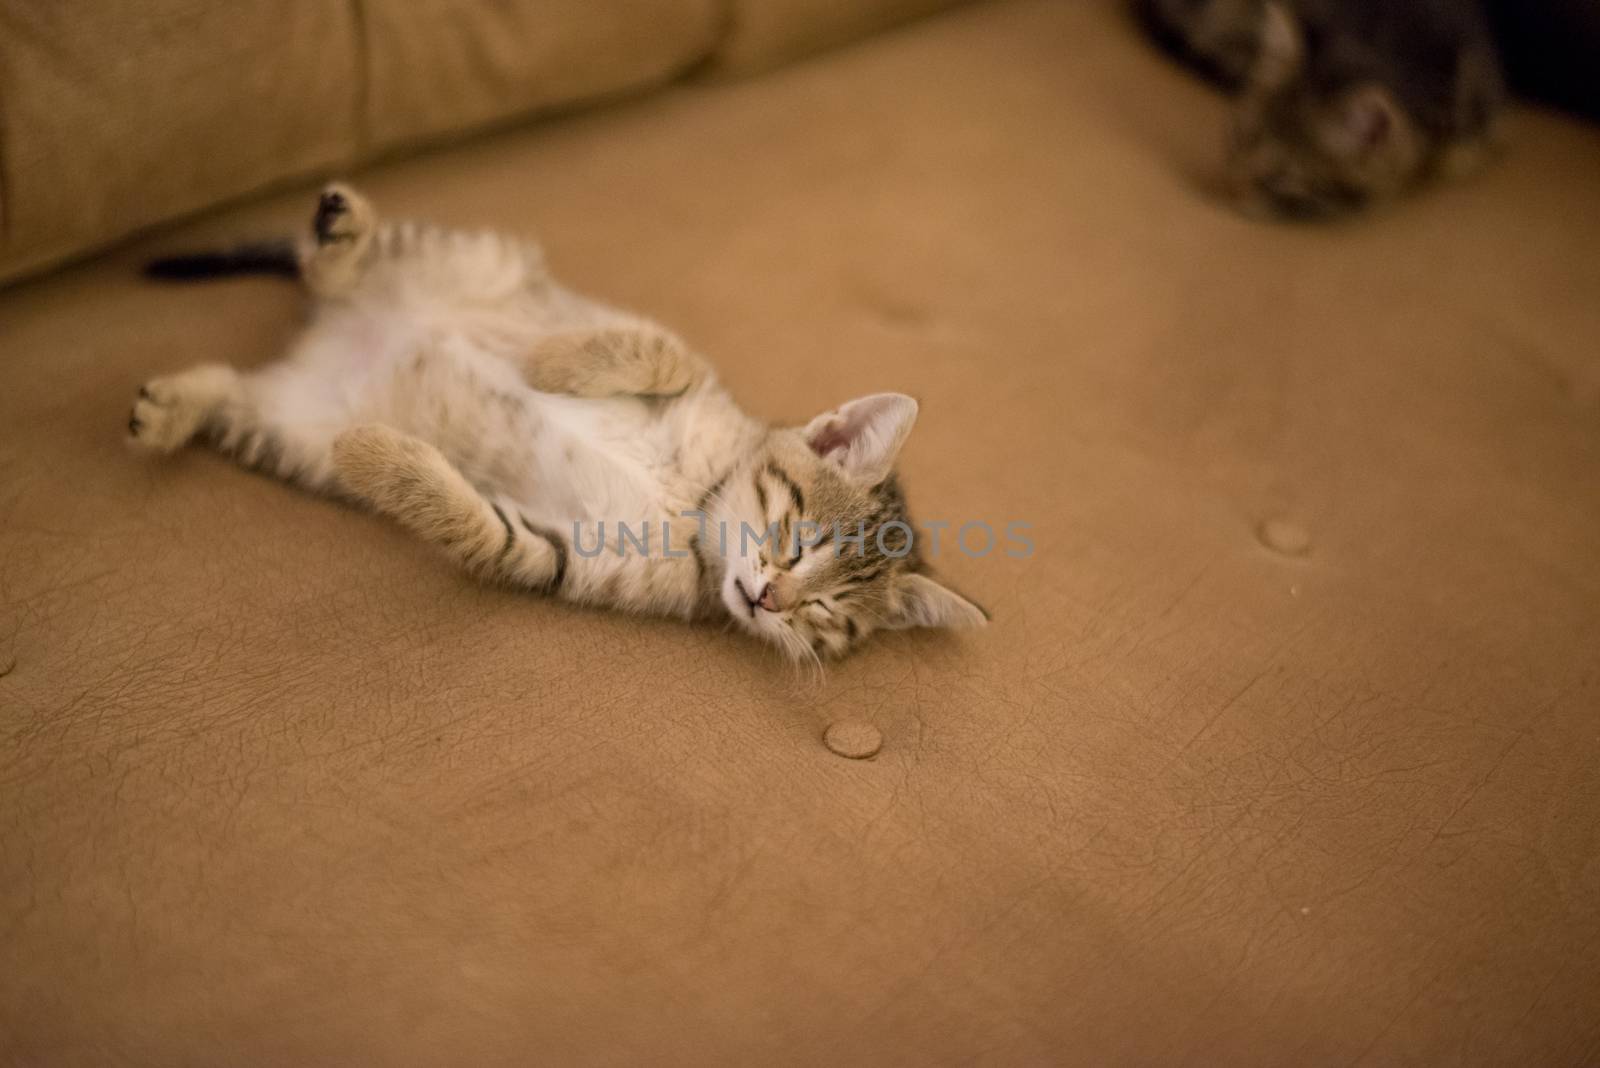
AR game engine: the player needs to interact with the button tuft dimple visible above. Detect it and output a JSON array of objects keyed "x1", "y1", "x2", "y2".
[
  {"x1": 824, "y1": 721, "x2": 882, "y2": 760},
  {"x1": 1257, "y1": 518, "x2": 1311, "y2": 557}
]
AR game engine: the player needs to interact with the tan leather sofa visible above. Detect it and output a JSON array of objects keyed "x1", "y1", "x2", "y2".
[{"x1": 3, "y1": 1, "x2": 1597, "y2": 1062}]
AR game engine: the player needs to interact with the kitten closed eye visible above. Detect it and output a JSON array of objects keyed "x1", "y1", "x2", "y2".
[{"x1": 131, "y1": 184, "x2": 988, "y2": 663}]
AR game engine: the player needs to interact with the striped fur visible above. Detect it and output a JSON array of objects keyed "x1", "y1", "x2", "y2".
[{"x1": 129, "y1": 185, "x2": 987, "y2": 660}]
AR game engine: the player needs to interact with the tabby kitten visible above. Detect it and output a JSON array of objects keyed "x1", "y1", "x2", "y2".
[
  {"x1": 130, "y1": 185, "x2": 987, "y2": 662},
  {"x1": 1138, "y1": 0, "x2": 1506, "y2": 218}
]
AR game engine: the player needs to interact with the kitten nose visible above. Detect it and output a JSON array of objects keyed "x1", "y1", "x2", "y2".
[{"x1": 757, "y1": 583, "x2": 779, "y2": 613}]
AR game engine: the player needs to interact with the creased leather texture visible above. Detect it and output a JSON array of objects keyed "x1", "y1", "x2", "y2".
[
  {"x1": 0, "y1": 2, "x2": 360, "y2": 286},
  {"x1": 359, "y1": 0, "x2": 722, "y2": 153},
  {"x1": 707, "y1": 0, "x2": 981, "y2": 73},
  {"x1": 2, "y1": 1, "x2": 1599, "y2": 1063},
  {"x1": 0, "y1": 0, "x2": 723, "y2": 286}
]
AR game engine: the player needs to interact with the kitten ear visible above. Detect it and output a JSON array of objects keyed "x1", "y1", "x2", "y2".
[
  {"x1": 1249, "y1": 2, "x2": 1303, "y2": 91},
  {"x1": 1329, "y1": 84, "x2": 1404, "y2": 159},
  {"x1": 802, "y1": 393, "x2": 918, "y2": 485},
  {"x1": 888, "y1": 573, "x2": 989, "y2": 631}
]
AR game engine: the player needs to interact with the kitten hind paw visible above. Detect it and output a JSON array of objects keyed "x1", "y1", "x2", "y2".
[
  {"x1": 312, "y1": 183, "x2": 373, "y2": 247},
  {"x1": 302, "y1": 183, "x2": 376, "y2": 297}
]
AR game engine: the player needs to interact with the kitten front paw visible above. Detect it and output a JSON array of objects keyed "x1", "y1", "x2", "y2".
[
  {"x1": 126, "y1": 366, "x2": 235, "y2": 454},
  {"x1": 127, "y1": 380, "x2": 193, "y2": 454}
]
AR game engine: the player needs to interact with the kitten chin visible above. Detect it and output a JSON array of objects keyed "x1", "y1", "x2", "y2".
[{"x1": 133, "y1": 185, "x2": 989, "y2": 664}]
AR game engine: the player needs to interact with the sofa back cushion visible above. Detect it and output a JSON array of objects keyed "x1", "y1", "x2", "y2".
[
  {"x1": 0, "y1": 0, "x2": 978, "y2": 286},
  {"x1": 711, "y1": 0, "x2": 979, "y2": 73},
  {"x1": 0, "y1": 0, "x2": 721, "y2": 285}
]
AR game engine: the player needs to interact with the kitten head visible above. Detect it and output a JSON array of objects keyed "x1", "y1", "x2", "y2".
[
  {"x1": 1226, "y1": 3, "x2": 1424, "y2": 218},
  {"x1": 704, "y1": 393, "x2": 987, "y2": 662}
]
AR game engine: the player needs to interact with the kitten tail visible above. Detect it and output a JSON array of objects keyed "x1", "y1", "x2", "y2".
[{"x1": 143, "y1": 240, "x2": 299, "y2": 282}]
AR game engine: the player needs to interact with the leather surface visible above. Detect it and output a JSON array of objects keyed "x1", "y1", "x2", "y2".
[
  {"x1": 0, "y1": 0, "x2": 972, "y2": 287},
  {"x1": 3, "y1": 1, "x2": 1599, "y2": 1062},
  {"x1": 0, "y1": 0, "x2": 721, "y2": 286},
  {"x1": 707, "y1": 0, "x2": 980, "y2": 74}
]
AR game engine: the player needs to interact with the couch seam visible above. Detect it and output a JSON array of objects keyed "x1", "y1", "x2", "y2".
[
  {"x1": 349, "y1": 0, "x2": 372, "y2": 156},
  {"x1": 0, "y1": 41, "x2": 11, "y2": 247},
  {"x1": 678, "y1": 0, "x2": 741, "y2": 81},
  {"x1": 709, "y1": 0, "x2": 740, "y2": 60}
]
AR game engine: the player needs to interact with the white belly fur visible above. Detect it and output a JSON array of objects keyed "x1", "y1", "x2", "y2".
[{"x1": 250, "y1": 293, "x2": 731, "y2": 536}]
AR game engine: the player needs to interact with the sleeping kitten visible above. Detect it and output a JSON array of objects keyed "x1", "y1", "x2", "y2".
[
  {"x1": 1138, "y1": 0, "x2": 1506, "y2": 218},
  {"x1": 130, "y1": 185, "x2": 987, "y2": 662}
]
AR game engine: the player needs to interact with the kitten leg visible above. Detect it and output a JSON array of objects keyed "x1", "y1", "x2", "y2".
[
  {"x1": 517, "y1": 325, "x2": 709, "y2": 398},
  {"x1": 332, "y1": 425, "x2": 567, "y2": 590},
  {"x1": 334, "y1": 425, "x2": 710, "y2": 617},
  {"x1": 128, "y1": 365, "x2": 340, "y2": 491},
  {"x1": 299, "y1": 183, "x2": 378, "y2": 299},
  {"x1": 127, "y1": 364, "x2": 242, "y2": 454}
]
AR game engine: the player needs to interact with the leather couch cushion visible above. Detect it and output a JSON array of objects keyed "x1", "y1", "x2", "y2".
[
  {"x1": 2, "y1": 1, "x2": 1597, "y2": 1061},
  {"x1": 709, "y1": 0, "x2": 979, "y2": 73},
  {"x1": 0, "y1": 0, "x2": 721, "y2": 285},
  {"x1": 360, "y1": 0, "x2": 719, "y2": 152}
]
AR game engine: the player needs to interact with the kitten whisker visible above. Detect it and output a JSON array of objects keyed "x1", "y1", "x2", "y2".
[{"x1": 129, "y1": 182, "x2": 986, "y2": 665}]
